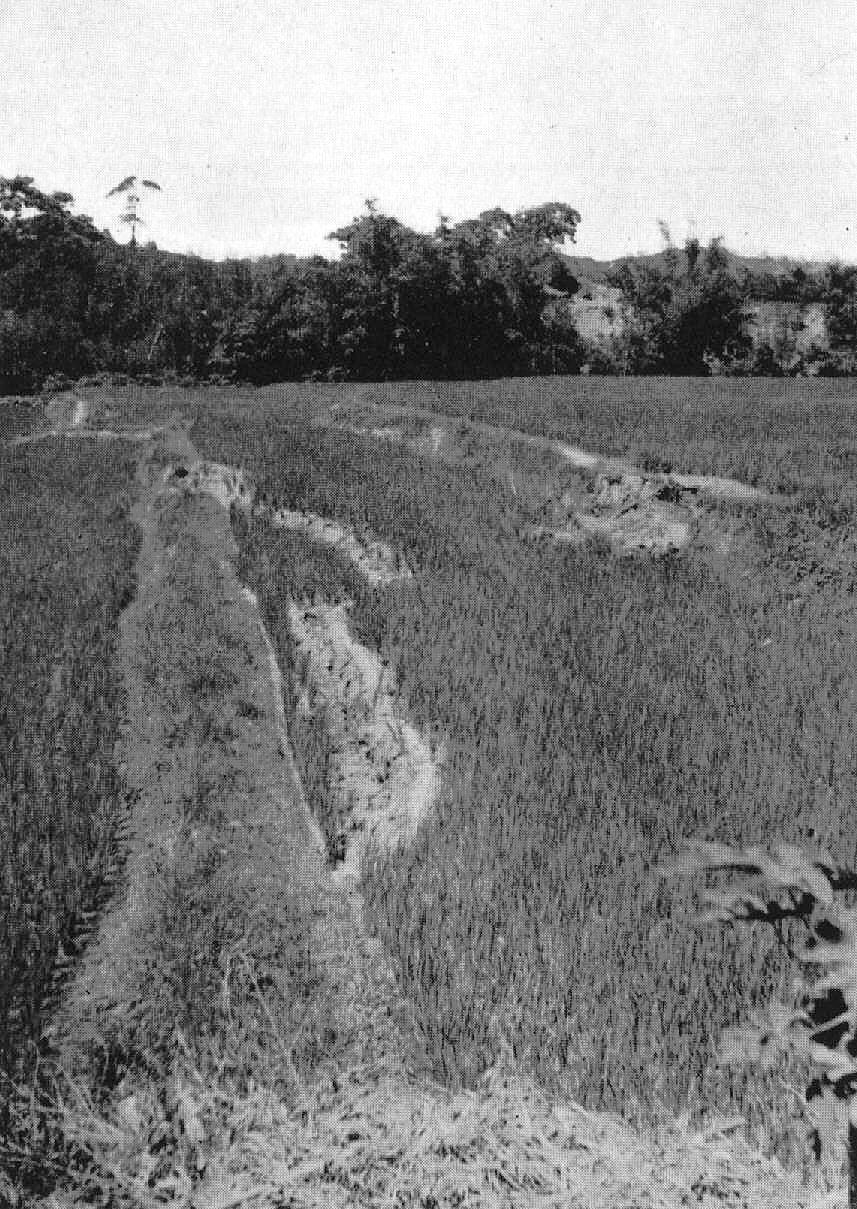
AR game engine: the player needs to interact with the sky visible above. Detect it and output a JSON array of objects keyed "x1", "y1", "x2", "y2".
[{"x1": 2, "y1": 0, "x2": 856, "y2": 263}]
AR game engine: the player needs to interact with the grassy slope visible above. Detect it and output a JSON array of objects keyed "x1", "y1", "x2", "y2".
[{"x1": 192, "y1": 378, "x2": 857, "y2": 1168}]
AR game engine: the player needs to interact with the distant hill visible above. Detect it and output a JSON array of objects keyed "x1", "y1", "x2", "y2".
[{"x1": 564, "y1": 249, "x2": 832, "y2": 286}]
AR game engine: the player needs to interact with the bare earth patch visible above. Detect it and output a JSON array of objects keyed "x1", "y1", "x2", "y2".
[
  {"x1": 288, "y1": 600, "x2": 441, "y2": 882},
  {"x1": 267, "y1": 506, "x2": 412, "y2": 585},
  {"x1": 327, "y1": 406, "x2": 776, "y2": 557}
]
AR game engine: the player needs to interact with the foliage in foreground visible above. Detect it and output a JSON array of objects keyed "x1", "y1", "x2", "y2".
[
  {"x1": 194, "y1": 383, "x2": 857, "y2": 1158},
  {"x1": 668, "y1": 839, "x2": 857, "y2": 1202}
]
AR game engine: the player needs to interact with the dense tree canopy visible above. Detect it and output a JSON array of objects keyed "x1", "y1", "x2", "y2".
[
  {"x1": 0, "y1": 178, "x2": 104, "y2": 390},
  {"x1": 1, "y1": 177, "x2": 855, "y2": 390},
  {"x1": 605, "y1": 237, "x2": 750, "y2": 374}
]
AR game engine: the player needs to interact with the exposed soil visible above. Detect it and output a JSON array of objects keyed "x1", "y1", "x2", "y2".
[
  {"x1": 326, "y1": 405, "x2": 778, "y2": 557},
  {"x1": 9, "y1": 391, "x2": 165, "y2": 445},
  {"x1": 267, "y1": 506, "x2": 412, "y2": 586},
  {"x1": 288, "y1": 600, "x2": 441, "y2": 882}
]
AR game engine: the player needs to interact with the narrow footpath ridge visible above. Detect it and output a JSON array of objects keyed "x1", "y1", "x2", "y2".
[{"x1": 47, "y1": 419, "x2": 420, "y2": 1205}]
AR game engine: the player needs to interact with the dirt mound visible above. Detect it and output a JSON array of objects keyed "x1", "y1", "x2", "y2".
[{"x1": 567, "y1": 469, "x2": 698, "y2": 555}]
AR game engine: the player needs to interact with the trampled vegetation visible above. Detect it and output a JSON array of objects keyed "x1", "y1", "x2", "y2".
[
  {"x1": 193, "y1": 378, "x2": 857, "y2": 1155},
  {"x1": 0, "y1": 438, "x2": 138, "y2": 1089}
]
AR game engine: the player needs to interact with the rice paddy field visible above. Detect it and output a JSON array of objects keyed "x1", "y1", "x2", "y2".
[
  {"x1": 192, "y1": 375, "x2": 857, "y2": 1153},
  {"x1": 3, "y1": 376, "x2": 857, "y2": 1201},
  {"x1": 0, "y1": 425, "x2": 139, "y2": 1091}
]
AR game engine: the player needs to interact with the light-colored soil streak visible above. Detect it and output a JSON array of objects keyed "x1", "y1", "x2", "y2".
[
  {"x1": 179, "y1": 457, "x2": 433, "y2": 878},
  {"x1": 267, "y1": 506, "x2": 412, "y2": 586},
  {"x1": 166, "y1": 457, "x2": 411, "y2": 585},
  {"x1": 328, "y1": 407, "x2": 776, "y2": 557},
  {"x1": 289, "y1": 600, "x2": 441, "y2": 882},
  {"x1": 71, "y1": 397, "x2": 89, "y2": 427}
]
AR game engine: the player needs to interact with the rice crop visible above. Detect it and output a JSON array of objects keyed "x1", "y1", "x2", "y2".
[
  {"x1": 193, "y1": 378, "x2": 857, "y2": 1154},
  {"x1": 0, "y1": 397, "x2": 38, "y2": 440},
  {"x1": 0, "y1": 437, "x2": 139, "y2": 1086},
  {"x1": 183, "y1": 374, "x2": 857, "y2": 493}
]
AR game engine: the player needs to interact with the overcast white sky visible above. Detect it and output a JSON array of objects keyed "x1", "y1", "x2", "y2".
[{"x1": 2, "y1": 0, "x2": 856, "y2": 262}]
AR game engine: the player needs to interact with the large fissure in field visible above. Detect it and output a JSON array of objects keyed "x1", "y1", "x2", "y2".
[
  {"x1": 167, "y1": 453, "x2": 438, "y2": 877},
  {"x1": 288, "y1": 599, "x2": 441, "y2": 882},
  {"x1": 56, "y1": 427, "x2": 417, "y2": 1076}
]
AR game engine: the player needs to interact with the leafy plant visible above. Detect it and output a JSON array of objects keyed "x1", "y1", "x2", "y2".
[{"x1": 666, "y1": 838, "x2": 857, "y2": 1204}]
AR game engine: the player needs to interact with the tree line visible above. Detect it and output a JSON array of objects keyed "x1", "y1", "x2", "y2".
[{"x1": 1, "y1": 175, "x2": 856, "y2": 392}]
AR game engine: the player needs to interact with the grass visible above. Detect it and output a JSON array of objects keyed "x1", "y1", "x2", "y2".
[
  {"x1": 0, "y1": 438, "x2": 139, "y2": 1081},
  {"x1": 191, "y1": 377, "x2": 857, "y2": 1161},
  {"x1": 4, "y1": 376, "x2": 855, "y2": 1199},
  {"x1": 0, "y1": 443, "x2": 349, "y2": 1204},
  {"x1": 0, "y1": 435, "x2": 141, "y2": 1200},
  {"x1": 0, "y1": 396, "x2": 38, "y2": 440}
]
